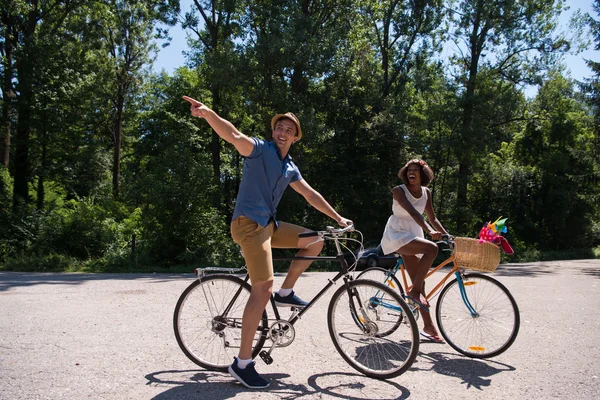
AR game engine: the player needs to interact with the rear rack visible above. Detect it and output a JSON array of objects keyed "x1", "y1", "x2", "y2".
[{"x1": 195, "y1": 266, "x2": 247, "y2": 278}]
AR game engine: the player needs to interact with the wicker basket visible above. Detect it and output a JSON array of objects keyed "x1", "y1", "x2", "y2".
[{"x1": 453, "y1": 237, "x2": 501, "y2": 272}]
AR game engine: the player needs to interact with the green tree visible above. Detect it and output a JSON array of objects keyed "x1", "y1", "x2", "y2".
[
  {"x1": 182, "y1": 0, "x2": 244, "y2": 212},
  {"x1": 511, "y1": 73, "x2": 595, "y2": 250},
  {"x1": 93, "y1": 0, "x2": 179, "y2": 198},
  {"x1": 3, "y1": 0, "x2": 86, "y2": 209},
  {"x1": 581, "y1": 0, "x2": 600, "y2": 243},
  {"x1": 125, "y1": 69, "x2": 239, "y2": 265},
  {"x1": 358, "y1": 0, "x2": 444, "y2": 101},
  {"x1": 448, "y1": 0, "x2": 568, "y2": 233}
]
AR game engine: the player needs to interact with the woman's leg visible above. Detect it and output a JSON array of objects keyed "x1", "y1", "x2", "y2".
[
  {"x1": 396, "y1": 238, "x2": 438, "y2": 302},
  {"x1": 403, "y1": 254, "x2": 439, "y2": 336}
]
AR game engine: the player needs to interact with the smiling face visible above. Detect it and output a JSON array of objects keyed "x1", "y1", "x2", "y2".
[
  {"x1": 406, "y1": 164, "x2": 422, "y2": 186},
  {"x1": 272, "y1": 118, "x2": 299, "y2": 155},
  {"x1": 398, "y1": 159, "x2": 434, "y2": 186}
]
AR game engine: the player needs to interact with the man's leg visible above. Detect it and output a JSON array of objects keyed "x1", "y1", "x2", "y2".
[
  {"x1": 271, "y1": 223, "x2": 323, "y2": 306},
  {"x1": 229, "y1": 217, "x2": 274, "y2": 388},
  {"x1": 280, "y1": 234, "x2": 324, "y2": 289},
  {"x1": 238, "y1": 280, "x2": 272, "y2": 360}
]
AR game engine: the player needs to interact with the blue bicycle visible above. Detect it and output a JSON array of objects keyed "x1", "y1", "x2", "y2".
[{"x1": 357, "y1": 235, "x2": 520, "y2": 358}]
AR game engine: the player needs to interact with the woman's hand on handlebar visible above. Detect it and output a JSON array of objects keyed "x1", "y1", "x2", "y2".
[{"x1": 428, "y1": 231, "x2": 443, "y2": 241}]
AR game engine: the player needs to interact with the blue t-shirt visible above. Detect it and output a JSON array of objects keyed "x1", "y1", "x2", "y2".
[{"x1": 231, "y1": 138, "x2": 302, "y2": 227}]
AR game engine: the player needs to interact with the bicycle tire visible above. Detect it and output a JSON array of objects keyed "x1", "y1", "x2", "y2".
[
  {"x1": 173, "y1": 274, "x2": 268, "y2": 371},
  {"x1": 357, "y1": 267, "x2": 404, "y2": 296},
  {"x1": 435, "y1": 272, "x2": 520, "y2": 358},
  {"x1": 327, "y1": 279, "x2": 419, "y2": 379}
]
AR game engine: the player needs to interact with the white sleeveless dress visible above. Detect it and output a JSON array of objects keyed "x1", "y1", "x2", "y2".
[{"x1": 380, "y1": 185, "x2": 427, "y2": 255}]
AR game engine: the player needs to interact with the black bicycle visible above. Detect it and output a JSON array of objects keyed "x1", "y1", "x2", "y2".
[{"x1": 173, "y1": 225, "x2": 419, "y2": 379}]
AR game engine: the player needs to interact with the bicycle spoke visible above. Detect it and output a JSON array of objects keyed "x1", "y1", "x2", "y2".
[
  {"x1": 328, "y1": 280, "x2": 418, "y2": 379},
  {"x1": 174, "y1": 276, "x2": 267, "y2": 371},
  {"x1": 436, "y1": 273, "x2": 520, "y2": 358}
]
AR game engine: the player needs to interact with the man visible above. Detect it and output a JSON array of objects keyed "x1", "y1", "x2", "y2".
[{"x1": 183, "y1": 96, "x2": 352, "y2": 389}]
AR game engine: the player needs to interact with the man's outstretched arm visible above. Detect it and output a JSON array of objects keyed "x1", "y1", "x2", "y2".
[
  {"x1": 183, "y1": 95, "x2": 254, "y2": 157},
  {"x1": 290, "y1": 179, "x2": 353, "y2": 227}
]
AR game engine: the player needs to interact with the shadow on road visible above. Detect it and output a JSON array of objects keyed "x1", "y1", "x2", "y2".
[
  {"x1": 412, "y1": 351, "x2": 516, "y2": 390},
  {"x1": 0, "y1": 272, "x2": 193, "y2": 292},
  {"x1": 493, "y1": 263, "x2": 558, "y2": 278},
  {"x1": 494, "y1": 259, "x2": 600, "y2": 279},
  {"x1": 145, "y1": 369, "x2": 410, "y2": 400}
]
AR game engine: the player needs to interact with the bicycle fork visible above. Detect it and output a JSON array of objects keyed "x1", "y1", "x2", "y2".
[{"x1": 455, "y1": 271, "x2": 480, "y2": 317}]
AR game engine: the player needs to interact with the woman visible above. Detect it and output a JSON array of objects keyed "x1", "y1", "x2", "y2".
[{"x1": 380, "y1": 159, "x2": 448, "y2": 343}]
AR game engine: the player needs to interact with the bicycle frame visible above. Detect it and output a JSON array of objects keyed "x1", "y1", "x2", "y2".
[
  {"x1": 398, "y1": 252, "x2": 456, "y2": 301},
  {"x1": 380, "y1": 245, "x2": 479, "y2": 317},
  {"x1": 195, "y1": 245, "x2": 358, "y2": 330},
  {"x1": 268, "y1": 254, "x2": 351, "y2": 324},
  {"x1": 179, "y1": 227, "x2": 424, "y2": 376},
  {"x1": 386, "y1": 248, "x2": 479, "y2": 317}
]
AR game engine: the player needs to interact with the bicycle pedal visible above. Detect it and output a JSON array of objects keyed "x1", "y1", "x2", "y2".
[{"x1": 259, "y1": 351, "x2": 273, "y2": 365}]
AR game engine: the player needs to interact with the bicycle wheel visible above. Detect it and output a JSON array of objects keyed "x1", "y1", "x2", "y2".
[
  {"x1": 327, "y1": 279, "x2": 419, "y2": 379},
  {"x1": 357, "y1": 267, "x2": 404, "y2": 295},
  {"x1": 436, "y1": 272, "x2": 520, "y2": 358},
  {"x1": 173, "y1": 275, "x2": 268, "y2": 371},
  {"x1": 353, "y1": 269, "x2": 406, "y2": 335}
]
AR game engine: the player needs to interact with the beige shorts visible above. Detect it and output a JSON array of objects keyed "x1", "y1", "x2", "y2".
[{"x1": 230, "y1": 216, "x2": 307, "y2": 283}]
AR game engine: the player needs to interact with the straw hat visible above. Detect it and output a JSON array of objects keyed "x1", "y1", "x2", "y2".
[{"x1": 271, "y1": 112, "x2": 302, "y2": 140}]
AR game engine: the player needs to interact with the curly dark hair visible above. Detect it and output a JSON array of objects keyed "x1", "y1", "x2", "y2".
[{"x1": 398, "y1": 159, "x2": 435, "y2": 186}]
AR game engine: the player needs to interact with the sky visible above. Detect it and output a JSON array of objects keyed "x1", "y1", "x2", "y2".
[{"x1": 153, "y1": 0, "x2": 599, "y2": 85}]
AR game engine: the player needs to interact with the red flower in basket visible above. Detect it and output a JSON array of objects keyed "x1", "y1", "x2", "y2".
[{"x1": 478, "y1": 226, "x2": 498, "y2": 243}]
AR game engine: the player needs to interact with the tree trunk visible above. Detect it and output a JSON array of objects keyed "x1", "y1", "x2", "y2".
[
  {"x1": 210, "y1": 88, "x2": 222, "y2": 208},
  {"x1": 13, "y1": 54, "x2": 34, "y2": 209},
  {"x1": 291, "y1": 63, "x2": 308, "y2": 94},
  {"x1": 37, "y1": 130, "x2": 48, "y2": 210},
  {"x1": 113, "y1": 91, "x2": 124, "y2": 199},
  {"x1": 456, "y1": 9, "x2": 484, "y2": 234},
  {"x1": 1, "y1": 22, "x2": 14, "y2": 168}
]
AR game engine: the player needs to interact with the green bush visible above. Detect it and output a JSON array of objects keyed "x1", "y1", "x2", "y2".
[
  {"x1": 38, "y1": 198, "x2": 141, "y2": 260},
  {"x1": 0, "y1": 253, "x2": 83, "y2": 272}
]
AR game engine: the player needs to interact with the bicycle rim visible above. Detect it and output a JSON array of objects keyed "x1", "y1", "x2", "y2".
[
  {"x1": 173, "y1": 275, "x2": 267, "y2": 371},
  {"x1": 357, "y1": 267, "x2": 404, "y2": 295},
  {"x1": 328, "y1": 279, "x2": 419, "y2": 379},
  {"x1": 436, "y1": 273, "x2": 520, "y2": 358}
]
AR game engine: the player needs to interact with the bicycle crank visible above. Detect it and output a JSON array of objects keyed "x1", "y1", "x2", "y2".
[
  {"x1": 268, "y1": 320, "x2": 295, "y2": 347},
  {"x1": 259, "y1": 320, "x2": 296, "y2": 365}
]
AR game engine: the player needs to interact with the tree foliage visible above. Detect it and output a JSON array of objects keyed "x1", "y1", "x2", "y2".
[{"x1": 1, "y1": 0, "x2": 598, "y2": 271}]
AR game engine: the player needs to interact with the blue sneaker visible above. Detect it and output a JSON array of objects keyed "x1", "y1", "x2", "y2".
[
  {"x1": 273, "y1": 290, "x2": 308, "y2": 308},
  {"x1": 228, "y1": 358, "x2": 270, "y2": 389}
]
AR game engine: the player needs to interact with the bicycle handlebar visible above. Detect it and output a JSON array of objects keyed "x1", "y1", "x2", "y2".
[
  {"x1": 298, "y1": 224, "x2": 355, "y2": 238},
  {"x1": 434, "y1": 234, "x2": 456, "y2": 247}
]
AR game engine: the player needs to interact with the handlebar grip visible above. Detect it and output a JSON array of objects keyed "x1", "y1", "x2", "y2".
[{"x1": 298, "y1": 232, "x2": 320, "y2": 238}]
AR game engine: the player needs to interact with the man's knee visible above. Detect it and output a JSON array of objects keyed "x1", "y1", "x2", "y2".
[
  {"x1": 309, "y1": 238, "x2": 324, "y2": 253},
  {"x1": 297, "y1": 235, "x2": 324, "y2": 253},
  {"x1": 251, "y1": 280, "x2": 273, "y2": 300}
]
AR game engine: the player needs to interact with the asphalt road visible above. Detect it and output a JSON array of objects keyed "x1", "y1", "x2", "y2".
[{"x1": 1, "y1": 259, "x2": 599, "y2": 399}]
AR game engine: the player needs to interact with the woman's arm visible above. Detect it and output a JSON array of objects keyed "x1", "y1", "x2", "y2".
[
  {"x1": 393, "y1": 186, "x2": 440, "y2": 239},
  {"x1": 423, "y1": 187, "x2": 448, "y2": 236}
]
